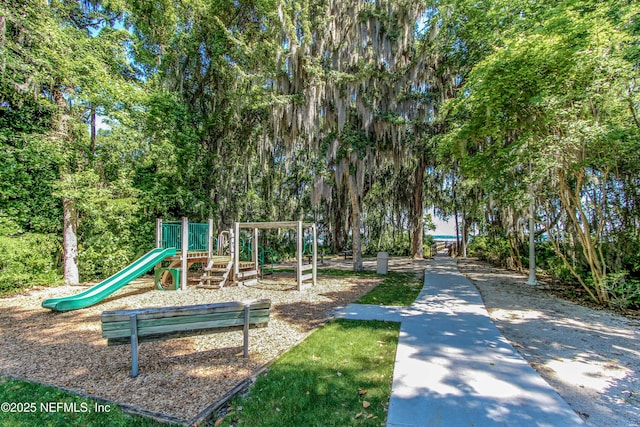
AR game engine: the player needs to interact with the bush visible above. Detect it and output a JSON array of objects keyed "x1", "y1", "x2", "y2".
[
  {"x1": 535, "y1": 240, "x2": 581, "y2": 284},
  {"x1": 79, "y1": 237, "x2": 138, "y2": 280},
  {"x1": 467, "y1": 235, "x2": 512, "y2": 267},
  {"x1": 0, "y1": 217, "x2": 61, "y2": 294},
  {"x1": 603, "y1": 272, "x2": 640, "y2": 310},
  {"x1": 609, "y1": 233, "x2": 640, "y2": 279},
  {"x1": 365, "y1": 235, "x2": 411, "y2": 257},
  {"x1": 77, "y1": 198, "x2": 152, "y2": 281}
]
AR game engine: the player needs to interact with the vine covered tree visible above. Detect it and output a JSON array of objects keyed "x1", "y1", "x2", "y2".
[{"x1": 1, "y1": 0, "x2": 639, "y2": 308}]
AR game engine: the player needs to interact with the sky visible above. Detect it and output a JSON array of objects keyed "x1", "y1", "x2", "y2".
[{"x1": 431, "y1": 216, "x2": 457, "y2": 236}]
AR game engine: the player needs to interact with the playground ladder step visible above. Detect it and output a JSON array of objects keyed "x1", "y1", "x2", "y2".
[
  {"x1": 301, "y1": 273, "x2": 313, "y2": 282},
  {"x1": 236, "y1": 270, "x2": 258, "y2": 279},
  {"x1": 206, "y1": 268, "x2": 229, "y2": 273},
  {"x1": 239, "y1": 278, "x2": 258, "y2": 286},
  {"x1": 197, "y1": 284, "x2": 223, "y2": 289},
  {"x1": 199, "y1": 259, "x2": 233, "y2": 289}
]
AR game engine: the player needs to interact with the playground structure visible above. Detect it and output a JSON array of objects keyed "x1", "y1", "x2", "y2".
[
  {"x1": 156, "y1": 218, "x2": 318, "y2": 292},
  {"x1": 234, "y1": 221, "x2": 318, "y2": 291},
  {"x1": 42, "y1": 218, "x2": 318, "y2": 311}
]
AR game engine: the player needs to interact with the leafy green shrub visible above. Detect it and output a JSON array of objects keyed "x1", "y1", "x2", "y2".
[
  {"x1": 258, "y1": 233, "x2": 296, "y2": 261},
  {"x1": 467, "y1": 235, "x2": 512, "y2": 267},
  {"x1": 79, "y1": 238, "x2": 138, "y2": 280},
  {"x1": 608, "y1": 233, "x2": 640, "y2": 279},
  {"x1": 535, "y1": 240, "x2": 581, "y2": 284},
  {"x1": 366, "y1": 235, "x2": 410, "y2": 257},
  {"x1": 424, "y1": 234, "x2": 435, "y2": 248},
  {"x1": 0, "y1": 217, "x2": 61, "y2": 294},
  {"x1": 603, "y1": 272, "x2": 640, "y2": 310},
  {"x1": 77, "y1": 196, "x2": 151, "y2": 281}
]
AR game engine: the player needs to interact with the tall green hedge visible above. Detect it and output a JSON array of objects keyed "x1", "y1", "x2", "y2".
[{"x1": 0, "y1": 217, "x2": 61, "y2": 295}]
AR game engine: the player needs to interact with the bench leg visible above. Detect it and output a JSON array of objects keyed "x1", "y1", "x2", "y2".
[
  {"x1": 243, "y1": 304, "x2": 250, "y2": 358},
  {"x1": 130, "y1": 313, "x2": 139, "y2": 377}
]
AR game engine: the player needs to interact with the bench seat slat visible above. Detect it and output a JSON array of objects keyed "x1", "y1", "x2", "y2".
[
  {"x1": 100, "y1": 299, "x2": 271, "y2": 377},
  {"x1": 106, "y1": 322, "x2": 269, "y2": 346},
  {"x1": 103, "y1": 312, "x2": 270, "y2": 339},
  {"x1": 101, "y1": 299, "x2": 270, "y2": 322},
  {"x1": 102, "y1": 308, "x2": 270, "y2": 335}
]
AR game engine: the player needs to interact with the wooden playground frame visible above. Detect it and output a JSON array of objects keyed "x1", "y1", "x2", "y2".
[
  {"x1": 155, "y1": 218, "x2": 317, "y2": 291},
  {"x1": 234, "y1": 221, "x2": 318, "y2": 291}
]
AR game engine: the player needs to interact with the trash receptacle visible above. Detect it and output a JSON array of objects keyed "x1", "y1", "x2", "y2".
[{"x1": 376, "y1": 251, "x2": 389, "y2": 274}]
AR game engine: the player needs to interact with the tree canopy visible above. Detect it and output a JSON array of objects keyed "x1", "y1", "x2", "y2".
[{"x1": 1, "y1": 0, "x2": 638, "y2": 307}]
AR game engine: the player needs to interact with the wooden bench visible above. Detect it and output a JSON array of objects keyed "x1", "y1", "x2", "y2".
[
  {"x1": 339, "y1": 250, "x2": 353, "y2": 260},
  {"x1": 101, "y1": 299, "x2": 270, "y2": 377},
  {"x1": 306, "y1": 253, "x2": 325, "y2": 264}
]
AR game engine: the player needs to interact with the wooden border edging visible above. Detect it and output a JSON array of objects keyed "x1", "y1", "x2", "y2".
[{"x1": 187, "y1": 362, "x2": 272, "y2": 426}]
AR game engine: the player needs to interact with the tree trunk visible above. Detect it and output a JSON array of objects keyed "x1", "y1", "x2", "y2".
[
  {"x1": 63, "y1": 197, "x2": 80, "y2": 284},
  {"x1": 452, "y1": 170, "x2": 460, "y2": 257},
  {"x1": 0, "y1": 16, "x2": 6, "y2": 73},
  {"x1": 53, "y1": 87, "x2": 80, "y2": 285},
  {"x1": 557, "y1": 168, "x2": 609, "y2": 303},
  {"x1": 348, "y1": 175, "x2": 363, "y2": 272},
  {"x1": 331, "y1": 202, "x2": 344, "y2": 254},
  {"x1": 411, "y1": 155, "x2": 427, "y2": 259},
  {"x1": 90, "y1": 104, "x2": 97, "y2": 160},
  {"x1": 462, "y1": 214, "x2": 470, "y2": 258},
  {"x1": 454, "y1": 211, "x2": 460, "y2": 257}
]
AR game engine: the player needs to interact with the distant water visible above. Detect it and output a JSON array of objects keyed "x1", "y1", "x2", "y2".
[{"x1": 430, "y1": 235, "x2": 458, "y2": 241}]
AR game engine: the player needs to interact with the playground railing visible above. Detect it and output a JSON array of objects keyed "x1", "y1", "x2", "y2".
[
  {"x1": 188, "y1": 222, "x2": 209, "y2": 251},
  {"x1": 162, "y1": 222, "x2": 182, "y2": 250},
  {"x1": 161, "y1": 221, "x2": 209, "y2": 252}
]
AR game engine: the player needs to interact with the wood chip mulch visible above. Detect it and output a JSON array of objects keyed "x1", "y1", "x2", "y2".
[{"x1": 0, "y1": 271, "x2": 381, "y2": 423}]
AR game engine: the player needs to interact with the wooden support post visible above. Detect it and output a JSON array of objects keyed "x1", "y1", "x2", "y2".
[
  {"x1": 129, "y1": 313, "x2": 139, "y2": 377},
  {"x1": 234, "y1": 222, "x2": 240, "y2": 282},
  {"x1": 207, "y1": 218, "x2": 214, "y2": 260},
  {"x1": 243, "y1": 303, "x2": 250, "y2": 358},
  {"x1": 312, "y1": 223, "x2": 317, "y2": 286},
  {"x1": 297, "y1": 221, "x2": 303, "y2": 291},
  {"x1": 253, "y1": 227, "x2": 259, "y2": 273},
  {"x1": 181, "y1": 217, "x2": 188, "y2": 291},
  {"x1": 155, "y1": 218, "x2": 162, "y2": 248},
  {"x1": 155, "y1": 219, "x2": 163, "y2": 272}
]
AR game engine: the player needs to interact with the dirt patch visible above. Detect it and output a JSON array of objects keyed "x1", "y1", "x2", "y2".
[
  {"x1": 0, "y1": 271, "x2": 380, "y2": 423},
  {"x1": 459, "y1": 258, "x2": 640, "y2": 427}
]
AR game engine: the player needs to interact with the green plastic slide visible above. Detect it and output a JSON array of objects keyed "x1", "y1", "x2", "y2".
[{"x1": 42, "y1": 247, "x2": 177, "y2": 312}]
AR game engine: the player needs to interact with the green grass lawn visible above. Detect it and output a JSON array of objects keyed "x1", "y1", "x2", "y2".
[
  {"x1": 316, "y1": 268, "x2": 380, "y2": 277},
  {"x1": 270, "y1": 268, "x2": 423, "y2": 306},
  {"x1": 355, "y1": 272, "x2": 423, "y2": 306},
  {"x1": 0, "y1": 377, "x2": 169, "y2": 427},
  {"x1": 218, "y1": 319, "x2": 400, "y2": 427}
]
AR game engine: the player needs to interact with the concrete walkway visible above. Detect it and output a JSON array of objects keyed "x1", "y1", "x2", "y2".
[{"x1": 334, "y1": 255, "x2": 585, "y2": 427}]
